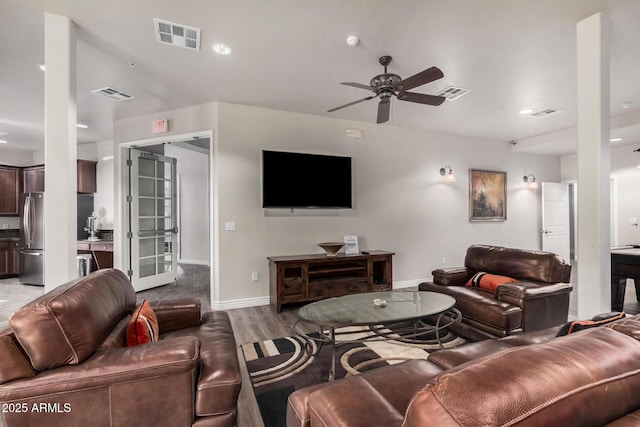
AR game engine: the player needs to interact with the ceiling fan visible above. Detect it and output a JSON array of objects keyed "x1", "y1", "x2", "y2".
[{"x1": 327, "y1": 55, "x2": 446, "y2": 124}]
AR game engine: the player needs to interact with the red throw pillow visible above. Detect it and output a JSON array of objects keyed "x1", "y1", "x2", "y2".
[
  {"x1": 465, "y1": 272, "x2": 516, "y2": 292},
  {"x1": 126, "y1": 300, "x2": 159, "y2": 346}
]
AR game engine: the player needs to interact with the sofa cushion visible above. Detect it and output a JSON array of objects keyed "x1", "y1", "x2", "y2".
[
  {"x1": 9, "y1": 269, "x2": 137, "y2": 371},
  {"x1": 404, "y1": 328, "x2": 640, "y2": 426},
  {"x1": 465, "y1": 272, "x2": 516, "y2": 291},
  {"x1": 127, "y1": 300, "x2": 159, "y2": 346},
  {"x1": 465, "y1": 244, "x2": 571, "y2": 283},
  {"x1": 427, "y1": 340, "x2": 512, "y2": 370}
]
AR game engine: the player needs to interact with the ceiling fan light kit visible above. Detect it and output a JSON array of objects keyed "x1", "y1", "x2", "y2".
[{"x1": 328, "y1": 55, "x2": 446, "y2": 124}]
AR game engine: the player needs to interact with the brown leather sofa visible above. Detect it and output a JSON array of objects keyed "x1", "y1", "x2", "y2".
[
  {"x1": 287, "y1": 315, "x2": 640, "y2": 427},
  {"x1": 419, "y1": 244, "x2": 573, "y2": 340},
  {"x1": 0, "y1": 268, "x2": 241, "y2": 427}
]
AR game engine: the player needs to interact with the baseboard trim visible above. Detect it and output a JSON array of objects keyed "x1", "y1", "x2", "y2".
[
  {"x1": 394, "y1": 278, "x2": 430, "y2": 289},
  {"x1": 179, "y1": 259, "x2": 209, "y2": 266},
  {"x1": 212, "y1": 278, "x2": 432, "y2": 310},
  {"x1": 212, "y1": 296, "x2": 270, "y2": 310}
]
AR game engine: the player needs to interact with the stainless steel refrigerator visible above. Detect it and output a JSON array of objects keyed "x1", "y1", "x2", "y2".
[{"x1": 19, "y1": 192, "x2": 45, "y2": 286}]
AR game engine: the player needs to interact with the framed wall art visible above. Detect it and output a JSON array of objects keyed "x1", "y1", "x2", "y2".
[{"x1": 469, "y1": 169, "x2": 506, "y2": 221}]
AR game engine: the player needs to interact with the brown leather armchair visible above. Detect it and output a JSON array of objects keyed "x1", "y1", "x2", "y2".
[
  {"x1": 419, "y1": 244, "x2": 573, "y2": 340},
  {"x1": 0, "y1": 269, "x2": 241, "y2": 427}
]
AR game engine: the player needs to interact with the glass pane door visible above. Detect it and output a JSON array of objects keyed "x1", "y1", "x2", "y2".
[{"x1": 128, "y1": 149, "x2": 178, "y2": 291}]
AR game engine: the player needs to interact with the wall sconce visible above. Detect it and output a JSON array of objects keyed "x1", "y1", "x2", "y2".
[
  {"x1": 523, "y1": 174, "x2": 539, "y2": 189},
  {"x1": 439, "y1": 165, "x2": 456, "y2": 182}
]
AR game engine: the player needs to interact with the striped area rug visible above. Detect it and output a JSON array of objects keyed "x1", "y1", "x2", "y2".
[{"x1": 241, "y1": 325, "x2": 464, "y2": 427}]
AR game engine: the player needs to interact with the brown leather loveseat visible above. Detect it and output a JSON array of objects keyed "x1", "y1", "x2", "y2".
[
  {"x1": 287, "y1": 314, "x2": 640, "y2": 426},
  {"x1": 419, "y1": 244, "x2": 573, "y2": 340},
  {"x1": 0, "y1": 268, "x2": 241, "y2": 427}
]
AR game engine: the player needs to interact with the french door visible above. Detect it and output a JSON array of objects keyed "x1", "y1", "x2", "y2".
[{"x1": 127, "y1": 149, "x2": 178, "y2": 291}]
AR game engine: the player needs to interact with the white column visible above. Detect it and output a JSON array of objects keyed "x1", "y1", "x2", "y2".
[
  {"x1": 576, "y1": 13, "x2": 610, "y2": 317},
  {"x1": 44, "y1": 13, "x2": 77, "y2": 291}
]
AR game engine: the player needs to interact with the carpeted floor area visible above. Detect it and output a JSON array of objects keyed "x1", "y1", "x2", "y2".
[{"x1": 241, "y1": 324, "x2": 465, "y2": 427}]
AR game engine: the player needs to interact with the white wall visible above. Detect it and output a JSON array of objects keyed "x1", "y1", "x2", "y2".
[
  {"x1": 115, "y1": 101, "x2": 561, "y2": 306},
  {"x1": 94, "y1": 140, "x2": 114, "y2": 229},
  {"x1": 562, "y1": 145, "x2": 640, "y2": 245},
  {"x1": 0, "y1": 147, "x2": 33, "y2": 166},
  {"x1": 164, "y1": 144, "x2": 209, "y2": 264},
  {"x1": 215, "y1": 103, "x2": 560, "y2": 303}
]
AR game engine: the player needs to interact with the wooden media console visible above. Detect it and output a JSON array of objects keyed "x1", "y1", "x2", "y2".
[{"x1": 268, "y1": 250, "x2": 394, "y2": 312}]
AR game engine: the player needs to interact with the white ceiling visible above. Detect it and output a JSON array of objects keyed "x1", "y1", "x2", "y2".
[{"x1": 2, "y1": 0, "x2": 640, "y2": 156}]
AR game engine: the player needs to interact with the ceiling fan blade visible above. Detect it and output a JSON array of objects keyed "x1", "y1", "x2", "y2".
[
  {"x1": 341, "y1": 82, "x2": 374, "y2": 91},
  {"x1": 397, "y1": 67, "x2": 444, "y2": 92},
  {"x1": 397, "y1": 91, "x2": 446, "y2": 106},
  {"x1": 327, "y1": 95, "x2": 375, "y2": 112},
  {"x1": 377, "y1": 99, "x2": 391, "y2": 123}
]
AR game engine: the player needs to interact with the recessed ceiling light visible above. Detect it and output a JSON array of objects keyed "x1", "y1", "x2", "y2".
[
  {"x1": 212, "y1": 43, "x2": 232, "y2": 55},
  {"x1": 346, "y1": 36, "x2": 359, "y2": 47},
  {"x1": 101, "y1": 155, "x2": 114, "y2": 161},
  {"x1": 610, "y1": 137, "x2": 623, "y2": 142},
  {"x1": 38, "y1": 64, "x2": 46, "y2": 71},
  {"x1": 0, "y1": 140, "x2": 7, "y2": 144},
  {"x1": 76, "y1": 123, "x2": 88, "y2": 129},
  {"x1": 519, "y1": 109, "x2": 533, "y2": 115}
]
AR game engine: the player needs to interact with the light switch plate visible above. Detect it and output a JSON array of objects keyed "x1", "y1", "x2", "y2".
[{"x1": 225, "y1": 221, "x2": 236, "y2": 231}]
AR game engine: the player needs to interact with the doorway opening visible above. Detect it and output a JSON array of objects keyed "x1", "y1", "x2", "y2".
[{"x1": 118, "y1": 132, "x2": 212, "y2": 300}]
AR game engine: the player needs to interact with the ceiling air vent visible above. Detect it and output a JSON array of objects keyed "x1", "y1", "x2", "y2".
[
  {"x1": 91, "y1": 87, "x2": 135, "y2": 101},
  {"x1": 154, "y1": 19, "x2": 201, "y2": 51},
  {"x1": 529, "y1": 108, "x2": 563, "y2": 118},
  {"x1": 435, "y1": 86, "x2": 471, "y2": 101}
]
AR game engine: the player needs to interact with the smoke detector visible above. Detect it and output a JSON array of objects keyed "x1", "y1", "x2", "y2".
[{"x1": 154, "y1": 19, "x2": 201, "y2": 51}]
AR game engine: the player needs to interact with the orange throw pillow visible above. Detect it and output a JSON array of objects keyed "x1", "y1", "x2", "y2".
[
  {"x1": 126, "y1": 300, "x2": 159, "y2": 346},
  {"x1": 465, "y1": 272, "x2": 516, "y2": 292}
]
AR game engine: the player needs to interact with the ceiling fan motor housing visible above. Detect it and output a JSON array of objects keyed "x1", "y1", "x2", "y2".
[{"x1": 370, "y1": 74, "x2": 401, "y2": 91}]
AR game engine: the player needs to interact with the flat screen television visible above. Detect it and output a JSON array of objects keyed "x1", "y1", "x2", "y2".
[{"x1": 262, "y1": 150, "x2": 352, "y2": 208}]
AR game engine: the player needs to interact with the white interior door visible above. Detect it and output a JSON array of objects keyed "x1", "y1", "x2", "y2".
[
  {"x1": 127, "y1": 149, "x2": 178, "y2": 291},
  {"x1": 542, "y1": 182, "x2": 571, "y2": 262}
]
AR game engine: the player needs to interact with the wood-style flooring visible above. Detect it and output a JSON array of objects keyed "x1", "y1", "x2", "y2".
[{"x1": 2, "y1": 263, "x2": 640, "y2": 427}]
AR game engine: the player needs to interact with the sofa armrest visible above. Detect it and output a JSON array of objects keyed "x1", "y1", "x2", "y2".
[
  {"x1": 0, "y1": 336, "x2": 199, "y2": 427},
  {"x1": 495, "y1": 282, "x2": 573, "y2": 305},
  {"x1": 431, "y1": 267, "x2": 469, "y2": 286},
  {"x1": 496, "y1": 282, "x2": 573, "y2": 332},
  {"x1": 152, "y1": 298, "x2": 201, "y2": 333}
]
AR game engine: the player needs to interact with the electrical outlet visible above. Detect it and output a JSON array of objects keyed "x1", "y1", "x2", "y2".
[
  {"x1": 251, "y1": 272, "x2": 258, "y2": 282},
  {"x1": 441, "y1": 257, "x2": 446, "y2": 265},
  {"x1": 225, "y1": 221, "x2": 236, "y2": 231}
]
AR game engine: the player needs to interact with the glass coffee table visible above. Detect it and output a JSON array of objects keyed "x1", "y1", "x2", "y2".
[{"x1": 293, "y1": 291, "x2": 461, "y2": 380}]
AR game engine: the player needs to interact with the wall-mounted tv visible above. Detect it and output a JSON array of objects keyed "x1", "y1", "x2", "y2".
[{"x1": 262, "y1": 150, "x2": 352, "y2": 209}]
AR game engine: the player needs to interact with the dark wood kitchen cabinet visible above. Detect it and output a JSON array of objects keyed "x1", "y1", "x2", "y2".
[
  {"x1": 0, "y1": 240, "x2": 11, "y2": 276},
  {"x1": 77, "y1": 160, "x2": 97, "y2": 193},
  {"x1": 0, "y1": 166, "x2": 21, "y2": 215},
  {"x1": 22, "y1": 160, "x2": 97, "y2": 193},
  {"x1": 23, "y1": 165, "x2": 45, "y2": 193}
]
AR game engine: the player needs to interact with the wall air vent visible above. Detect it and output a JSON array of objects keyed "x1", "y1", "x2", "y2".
[
  {"x1": 154, "y1": 19, "x2": 201, "y2": 51},
  {"x1": 91, "y1": 87, "x2": 135, "y2": 101},
  {"x1": 529, "y1": 108, "x2": 563, "y2": 118},
  {"x1": 435, "y1": 86, "x2": 471, "y2": 101}
]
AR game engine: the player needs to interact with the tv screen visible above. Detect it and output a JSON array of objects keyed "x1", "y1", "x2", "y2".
[{"x1": 262, "y1": 150, "x2": 352, "y2": 208}]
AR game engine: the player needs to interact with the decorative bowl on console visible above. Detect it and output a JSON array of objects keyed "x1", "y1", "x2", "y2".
[{"x1": 318, "y1": 242, "x2": 344, "y2": 257}]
